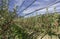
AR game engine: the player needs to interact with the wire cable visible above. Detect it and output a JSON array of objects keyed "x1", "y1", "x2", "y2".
[
  {"x1": 23, "y1": 0, "x2": 60, "y2": 16},
  {"x1": 18, "y1": 0, "x2": 25, "y2": 10},
  {"x1": 18, "y1": 0, "x2": 36, "y2": 15}
]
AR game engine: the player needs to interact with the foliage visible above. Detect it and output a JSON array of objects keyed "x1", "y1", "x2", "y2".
[
  {"x1": 0, "y1": 0, "x2": 60, "y2": 39},
  {"x1": 18, "y1": 13, "x2": 60, "y2": 39}
]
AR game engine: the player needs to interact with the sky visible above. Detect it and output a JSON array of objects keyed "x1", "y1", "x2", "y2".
[{"x1": 9, "y1": 0, "x2": 60, "y2": 17}]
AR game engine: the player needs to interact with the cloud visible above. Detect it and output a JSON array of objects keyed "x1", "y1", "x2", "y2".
[
  {"x1": 15, "y1": 0, "x2": 24, "y2": 6},
  {"x1": 44, "y1": 0, "x2": 50, "y2": 1},
  {"x1": 9, "y1": 0, "x2": 60, "y2": 17},
  {"x1": 22, "y1": 0, "x2": 57, "y2": 14},
  {"x1": 23, "y1": 2, "x2": 60, "y2": 16},
  {"x1": 22, "y1": 6, "x2": 41, "y2": 14},
  {"x1": 48, "y1": 2, "x2": 60, "y2": 12}
]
